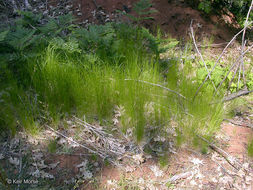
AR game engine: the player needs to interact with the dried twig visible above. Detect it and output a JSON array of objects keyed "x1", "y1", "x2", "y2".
[
  {"x1": 162, "y1": 171, "x2": 192, "y2": 184},
  {"x1": 92, "y1": 0, "x2": 99, "y2": 9},
  {"x1": 24, "y1": 0, "x2": 31, "y2": 10},
  {"x1": 124, "y1": 79, "x2": 186, "y2": 99},
  {"x1": 190, "y1": 20, "x2": 216, "y2": 90},
  {"x1": 223, "y1": 89, "x2": 253, "y2": 102},
  {"x1": 45, "y1": 125, "x2": 108, "y2": 160},
  {"x1": 197, "y1": 42, "x2": 229, "y2": 48},
  {"x1": 194, "y1": 22, "x2": 252, "y2": 98},
  {"x1": 223, "y1": 119, "x2": 253, "y2": 129},
  {"x1": 74, "y1": 117, "x2": 131, "y2": 158},
  {"x1": 17, "y1": 146, "x2": 22, "y2": 190},
  {"x1": 240, "y1": 0, "x2": 253, "y2": 86},
  {"x1": 215, "y1": 43, "x2": 253, "y2": 93},
  {"x1": 197, "y1": 135, "x2": 244, "y2": 171}
]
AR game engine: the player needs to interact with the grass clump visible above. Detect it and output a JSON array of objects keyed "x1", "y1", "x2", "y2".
[
  {"x1": 248, "y1": 137, "x2": 253, "y2": 157},
  {"x1": 0, "y1": 10, "x2": 225, "y2": 148}
]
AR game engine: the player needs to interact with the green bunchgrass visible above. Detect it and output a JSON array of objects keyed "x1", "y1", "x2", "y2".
[
  {"x1": 47, "y1": 139, "x2": 58, "y2": 153},
  {"x1": 248, "y1": 137, "x2": 253, "y2": 157},
  {"x1": 0, "y1": 19, "x2": 225, "y2": 147}
]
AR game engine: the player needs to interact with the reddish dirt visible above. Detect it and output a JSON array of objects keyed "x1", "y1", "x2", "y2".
[
  {"x1": 58, "y1": 0, "x2": 235, "y2": 43},
  {"x1": 221, "y1": 123, "x2": 253, "y2": 161},
  {"x1": 83, "y1": 122, "x2": 253, "y2": 189}
]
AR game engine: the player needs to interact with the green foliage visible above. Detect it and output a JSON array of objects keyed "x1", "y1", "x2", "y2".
[
  {"x1": 0, "y1": 9, "x2": 224, "y2": 146},
  {"x1": 48, "y1": 139, "x2": 58, "y2": 153},
  {"x1": 248, "y1": 137, "x2": 253, "y2": 157},
  {"x1": 129, "y1": 0, "x2": 157, "y2": 22},
  {"x1": 198, "y1": 0, "x2": 212, "y2": 14},
  {"x1": 118, "y1": 0, "x2": 157, "y2": 25},
  {"x1": 196, "y1": 60, "x2": 253, "y2": 92},
  {"x1": 187, "y1": 0, "x2": 253, "y2": 26}
]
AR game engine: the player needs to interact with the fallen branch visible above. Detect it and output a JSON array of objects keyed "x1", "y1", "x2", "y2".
[
  {"x1": 197, "y1": 135, "x2": 244, "y2": 171},
  {"x1": 168, "y1": 171, "x2": 192, "y2": 183},
  {"x1": 223, "y1": 89, "x2": 253, "y2": 102},
  {"x1": 223, "y1": 119, "x2": 253, "y2": 129},
  {"x1": 73, "y1": 117, "x2": 133, "y2": 158},
  {"x1": 45, "y1": 125, "x2": 109, "y2": 161},
  {"x1": 158, "y1": 171, "x2": 192, "y2": 185},
  {"x1": 124, "y1": 79, "x2": 187, "y2": 99},
  {"x1": 197, "y1": 42, "x2": 229, "y2": 48}
]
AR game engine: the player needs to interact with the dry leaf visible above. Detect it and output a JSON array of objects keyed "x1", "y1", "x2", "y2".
[
  {"x1": 190, "y1": 180, "x2": 197, "y2": 186},
  {"x1": 150, "y1": 165, "x2": 164, "y2": 177},
  {"x1": 40, "y1": 171, "x2": 54, "y2": 179},
  {"x1": 125, "y1": 165, "x2": 136, "y2": 173},
  {"x1": 30, "y1": 169, "x2": 40, "y2": 178},
  {"x1": 190, "y1": 158, "x2": 203, "y2": 166},
  {"x1": 48, "y1": 161, "x2": 60, "y2": 169},
  {"x1": 37, "y1": 160, "x2": 47, "y2": 169},
  {"x1": 9, "y1": 157, "x2": 19, "y2": 166},
  {"x1": 133, "y1": 154, "x2": 145, "y2": 164}
]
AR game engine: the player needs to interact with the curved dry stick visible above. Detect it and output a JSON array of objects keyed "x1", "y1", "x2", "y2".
[
  {"x1": 193, "y1": 25, "x2": 251, "y2": 99},
  {"x1": 240, "y1": 0, "x2": 253, "y2": 85},
  {"x1": 228, "y1": 61, "x2": 240, "y2": 89},
  {"x1": 197, "y1": 135, "x2": 244, "y2": 171},
  {"x1": 238, "y1": 40, "x2": 247, "y2": 89},
  {"x1": 46, "y1": 125, "x2": 108, "y2": 159},
  {"x1": 223, "y1": 89, "x2": 253, "y2": 102},
  {"x1": 92, "y1": 0, "x2": 99, "y2": 8},
  {"x1": 190, "y1": 20, "x2": 216, "y2": 90},
  {"x1": 215, "y1": 43, "x2": 253, "y2": 93},
  {"x1": 124, "y1": 79, "x2": 187, "y2": 99}
]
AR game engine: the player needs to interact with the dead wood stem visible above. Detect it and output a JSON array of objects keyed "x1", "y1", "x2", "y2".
[
  {"x1": 194, "y1": 23, "x2": 252, "y2": 98},
  {"x1": 92, "y1": 0, "x2": 99, "y2": 8},
  {"x1": 124, "y1": 79, "x2": 187, "y2": 99},
  {"x1": 197, "y1": 135, "x2": 245, "y2": 171},
  {"x1": 223, "y1": 119, "x2": 253, "y2": 129},
  {"x1": 215, "y1": 43, "x2": 253, "y2": 93},
  {"x1": 45, "y1": 125, "x2": 109, "y2": 160},
  {"x1": 240, "y1": 0, "x2": 253, "y2": 86},
  {"x1": 190, "y1": 20, "x2": 216, "y2": 90}
]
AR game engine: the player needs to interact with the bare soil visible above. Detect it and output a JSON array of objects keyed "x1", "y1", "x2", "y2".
[{"x1": 65, "y1": 0, "x2": 235, "y2": 43}]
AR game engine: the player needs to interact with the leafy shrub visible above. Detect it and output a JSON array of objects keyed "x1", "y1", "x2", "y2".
[{"x1": 186, "y1": 0, "x2": 253, "y2": 26}]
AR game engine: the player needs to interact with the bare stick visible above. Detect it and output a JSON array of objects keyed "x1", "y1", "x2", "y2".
[
  {"x1": 238, "y1": 40, "x2": 247, "y2": 89},
  {"x1": 194, "y1": 24, "x2": 251, "y2": 98},
  {"x1": 169, "y1": 171, "x2": 192, "y2": 182},
  {"x1": 223, "y1": 119, "x2": 253, "y2": 129},
  {"x1": 228, "y1": 61, "x2": 241, "y2": 89},
  {"x1": 11, "y1": 0, "x2": 18, "y2": 12},
  {"x1": 240, "y1": 0, "x2": 253, "y2": 85},
  {"x1": 24, "y1": 0, "x2": 31, "y2": 10},
  {"x1": 124, "y1": 79, "x2": 186, "y2": 99},
  {"x1": 197, "y1": 135, "x2": 244, "y2": 171},
  {"x1": 17, "y1": 143, "x2": 22, "y2": 190},
  {"x1": 92, "y1": 0, "x2": 99, "y2": 9},
  {"x1": 224, "y1": 89, "x2": 253, "y2": 102},
  {"x1": 215, "y1": 43, "x2": 253, "y2": 93},
  {"x1": 190, "y1": 20, "x2": 216, "y2": 90},
  {"x1": 197, "y1": 42, "x2": 229, "y2": 48},
  {"x1": 45, "y1": 125, "x2": 108, "y2": 159}
]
